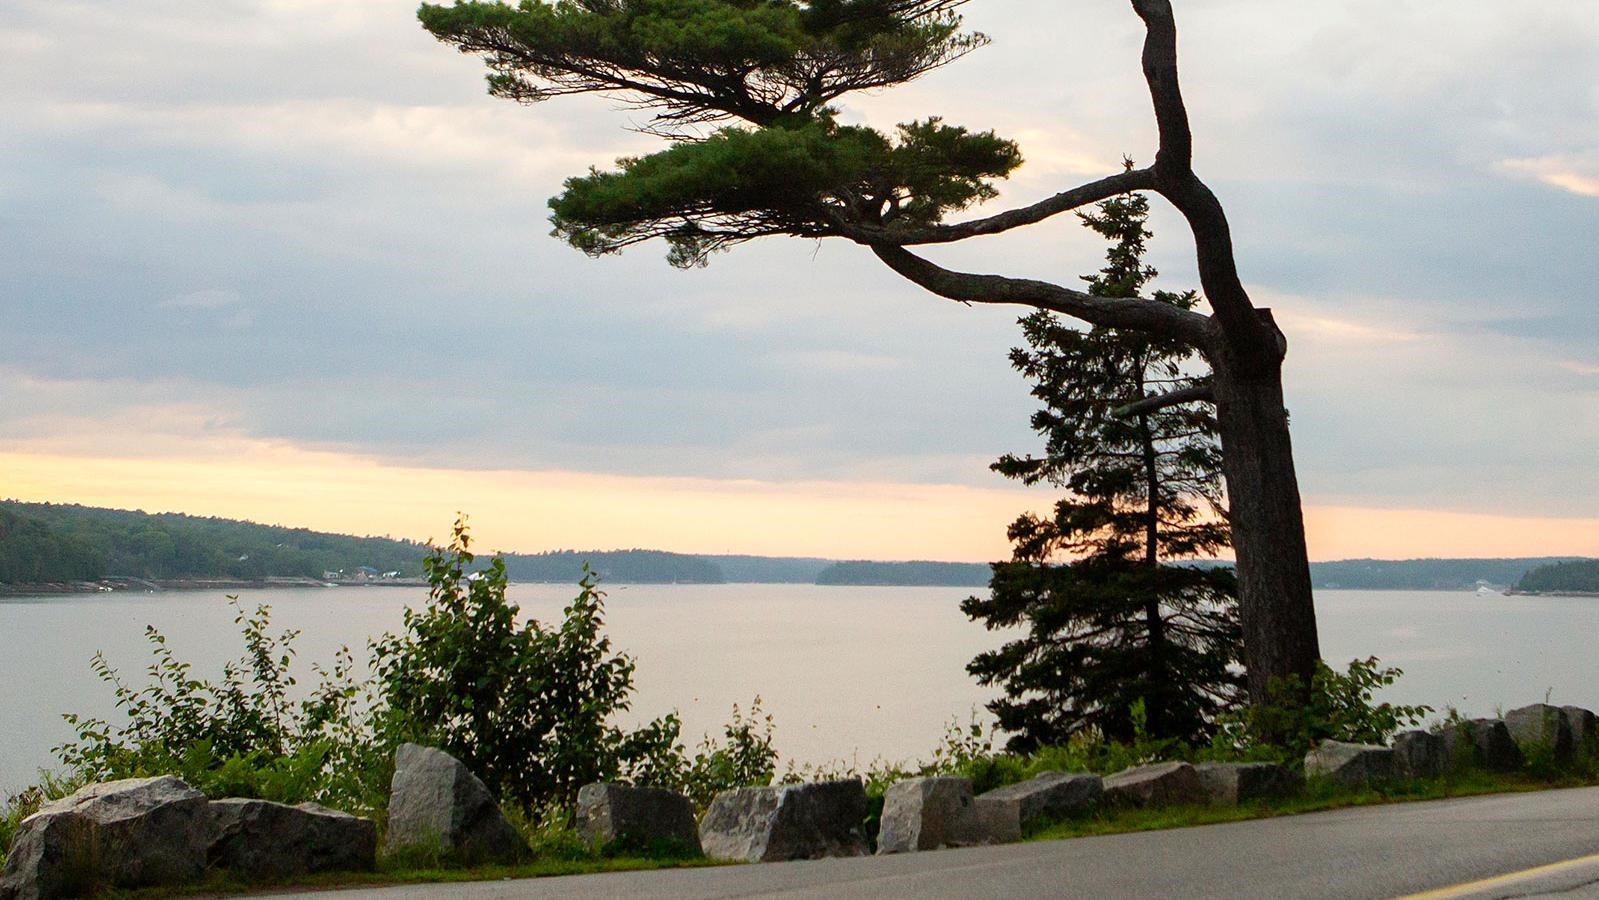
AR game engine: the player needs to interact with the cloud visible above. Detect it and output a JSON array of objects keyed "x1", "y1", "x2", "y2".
[
  {"x1": 160, "y1": 289, "x2": 244, "y2": 310},
  {"x1": 766, "y1": 349, "x2": 907, "y2": 374},
  {"x1": 1263, "y1": 294, "x2": 1427, "y2": 346},
  {"x1": 1499, "y1": 156, "x2": 1599, "y2": 198}
]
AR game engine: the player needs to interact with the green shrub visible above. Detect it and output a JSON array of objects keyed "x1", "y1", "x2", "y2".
[
  {"x1": 54, "y1": 598, "x2": 388, "y2": 813},
  {"x1": 1211, "y1": 657, "x2": 1431, "y2": 764},
  {"x1": 371, "y1": 518, "x2": 689, "y2": 811},
  {"x1": 671, "y1": 698, "x2": 779, "y2": 808}
]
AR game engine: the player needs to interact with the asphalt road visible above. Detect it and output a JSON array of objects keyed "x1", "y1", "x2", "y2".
[{"x1": 299, "y1": 787, "x2": 1599, "y2": 900}]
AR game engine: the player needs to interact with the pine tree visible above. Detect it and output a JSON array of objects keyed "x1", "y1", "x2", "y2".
[{"x1": 962, "y1": 186, "x2": 1242, "y2": 749}]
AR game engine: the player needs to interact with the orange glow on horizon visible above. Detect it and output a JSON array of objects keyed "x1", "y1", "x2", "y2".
[
  {"x1": 3, "y1": 443, "x2": 1597, "y2": 563},
  {"x1": 0, "y1": 443, "x2": 1044, "y2": 562}
]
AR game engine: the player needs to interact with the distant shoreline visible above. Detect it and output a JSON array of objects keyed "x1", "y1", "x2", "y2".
[
  {"x1": 0, "y1": 577, "x2": 428, "y2": 596},
  {"x1": 6, "y1": 581, "x2": 1595, "y2": 598}
]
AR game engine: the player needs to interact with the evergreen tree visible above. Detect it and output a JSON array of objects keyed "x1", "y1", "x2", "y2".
[{"x1": 962, "y1": 186, "x2": 1242, "y2": 749}]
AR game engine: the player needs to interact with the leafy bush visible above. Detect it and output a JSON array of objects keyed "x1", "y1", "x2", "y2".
[
  {"x1": 1212, "y1": 657, "x2": 1432, "y2": 763},
  {"x1": 55, "y1": 598, "x2": 387, "y2": 813},
  {"x1": 372, "y1": 519, "x2": 688, "y2": 810},
  {"x1": 673, "y1": 699, "x2": 779, "y2": 808}
]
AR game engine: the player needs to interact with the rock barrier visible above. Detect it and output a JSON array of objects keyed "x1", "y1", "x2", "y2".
[
  {"x1": 1441, "y1": 718, "x2": 1523, "y2": 773},
  {"x1": 1103, "y1": 761, "x2": 1206, "y2": 807},
  {"x1": 5, "y1": 702, "x2": 1598, "y2": 897},
  {"x1": 0, "y1": 776, "x2": 209, "y2": 900},
  {"x1": 1505, "y1": 704, "x2": 1577, "y2": 765},
  {"x1": 1392, "y1": 730, "x2": 1446, "y2": 779},
  {"x1": 1565, "y1": 706, "x2": 1599, "y2": 757},
  {"x1": 877, "y1": 776, "x2": 1018, "y2": 853},
  {"x1": 206, "y1": 798, "x2": 377, "y2": 879},
  {"x1": 1305, "y1": 740, "x2": 1398, "y2": 788},
  {"x1": 576, "y1": 783, "x2": 700, "y2": 854},
  {"x1": 1195, "y1": 761, "x2": 1299, "y2": 805},
  {"x1": 0, "y1": 776, "x2": 380, "y2": 900},
  {"x1": 384, "y1": 743, "x2": 529, "y2": 866},
  {"x1": 699, "y1": 780, "x2": 868, "y2": 862},
  {"x1": 977, "y1": 771, "x2": 1102, "y2": 826}
]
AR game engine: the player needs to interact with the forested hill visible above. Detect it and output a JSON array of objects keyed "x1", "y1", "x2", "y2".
[
  {"x1": 1515, "y1": 559, "x2": 1599, "y2": 594},
  {"x1": 3, "y1": 501, "x2": 1590, "y2": 590},
  {"x1": 501, "y1": 550, "x2": 724, "y2": 584},
  {"x1": 814, "y1": 560, "x2": 990, "y2": 587},
  {"x1": 0, "y1": 501, "x2": 426, "y2": 583},
  {"x1": 1307, "y1": 557, "x2": 1588, "y2": 590},
  {"x1": 0, "y1": 506, "x2": 102, "y2": 584}
]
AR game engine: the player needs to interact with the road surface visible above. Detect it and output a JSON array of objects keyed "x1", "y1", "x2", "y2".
[{"x1": 292, "y1": 786, "x2": 1599, "y2": 899}]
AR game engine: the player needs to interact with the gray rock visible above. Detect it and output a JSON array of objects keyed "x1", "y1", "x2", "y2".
[
  {"x1": 699, "y1": 780, "x2": 868, "y2": 862},
  {"x1": 1441, "y1": 719, "x2": 1524, "y2": 773},
  {"x1": 1102, "y1": 762, "x2": 1205, "y2": 808},
  {"x1": 575, "y1": 784, "x2": 700, "y2": 854},
  {"x1": 383, "y1": 743, "x2": 528, "y2": 866},
  {"x1": 977, "y1": 771, "x2": 1102, "y2": 826},
  {"x1": 1563, "y1": 706, "x2": 1598, "y2": 760},
  {"x1": 962, "y1": 796, "x2": 1024, "y2": 847},
  {"x1": 1392, "y1": 730, "x2": 1447, "y2": 779},
  {"x1": 1305, "y1": 740, "x2": 1398, "y2": 788},
  {"x1": 1504, "y1": 704, "x2": 1575, "y2": 765},
  {"x1": 876, "y1": 777, "x2": 1019, "y2": 854},
  {"x1": 205, "y1": 798, "x2": 377, "y2": 879},
  {"x1": 0, "y1": 776, "x2": 209, "y2": 900},
  {"x1": 1195, "y1": 762, "x2": 1300, "y2": 805}
]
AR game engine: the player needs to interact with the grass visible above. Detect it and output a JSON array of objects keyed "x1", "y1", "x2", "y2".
[
  {"x1": 1029, "y1": 769, "x2": 1597, "y2": 842},
  {"x1": 0, "y1": 770, "x2": 86, "y2": 866}
]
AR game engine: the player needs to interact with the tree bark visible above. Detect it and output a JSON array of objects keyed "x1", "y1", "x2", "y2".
[
  {"x1": 1132, "y1": 0, "x2": 1322, "y2": 705},
  {"x1": 1138, "y1": 404, "x2": 1168, "y2": 737},
  {"x1": 1208, "y1": 346, "x2": 1321, "y2": 702}
]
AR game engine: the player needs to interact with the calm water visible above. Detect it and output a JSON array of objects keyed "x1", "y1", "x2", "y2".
[{"x1": 2, "y1": 585, "x2": 1595, "y2": 794}]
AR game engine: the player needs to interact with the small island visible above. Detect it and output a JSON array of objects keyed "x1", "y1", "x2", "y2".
[{"x1": 1511, "y1": 559, "x2": 1599, "y2": 596}]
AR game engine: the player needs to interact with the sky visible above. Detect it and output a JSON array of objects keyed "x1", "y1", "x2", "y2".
[{"x1": 2, "y1": 0, "x2": 1597, "y2": 562}]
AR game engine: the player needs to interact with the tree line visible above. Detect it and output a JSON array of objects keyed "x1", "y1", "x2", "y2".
[
  {"x1": 0, "y1": 502, "x2": 427, "y2": 583},
  {"x1": 1516, "y1": 560, "x2": 1599, "y2": 594}
]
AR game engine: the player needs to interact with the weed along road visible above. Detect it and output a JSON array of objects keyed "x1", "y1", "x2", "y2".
[{"x1": 306, "y1": 787, "x2": 1599, "y2": 900}]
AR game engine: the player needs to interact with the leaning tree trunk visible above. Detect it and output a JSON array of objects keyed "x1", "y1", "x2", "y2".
[
  {"x1": 1209, "y1": 345, "x2": 1321, "y2": 703},
  {"x1": 1132, "y1": 0, "x2": 1324, "y2": 706},
  {"x1": 854, "y1": 0, "x2": 1328, "y2": 708}
]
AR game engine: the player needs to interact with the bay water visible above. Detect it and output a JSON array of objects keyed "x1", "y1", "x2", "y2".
[{"x1": 2, "y1": 585, "x2": 1595, "y2": 794}]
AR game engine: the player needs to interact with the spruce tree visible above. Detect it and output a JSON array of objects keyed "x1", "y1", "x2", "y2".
[{"x1": 962, "y1": 186, "x2": 1242, "y2": 749}]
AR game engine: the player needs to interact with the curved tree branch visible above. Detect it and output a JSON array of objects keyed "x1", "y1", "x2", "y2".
[
  {"x1": 838, "y1": 166, "x2": 1157, "y2": 245},
  {"x1": 869, "y1": 244, "x2": 1214, "y2": 347},
  {"x1": 1130, "y1": 0, "x2": 1191, "y2": 173},
  {"x1": 1111, "y1": 383, "x2": 1214, "y2": 418},
  {"x1": 1132, "y1": 0, "x2": 1276, "y2": 365}
]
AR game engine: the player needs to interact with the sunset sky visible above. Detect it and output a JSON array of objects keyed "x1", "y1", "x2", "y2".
[{"x1": 3, "y1": 1, "x2": 1597, "y2": 562}]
